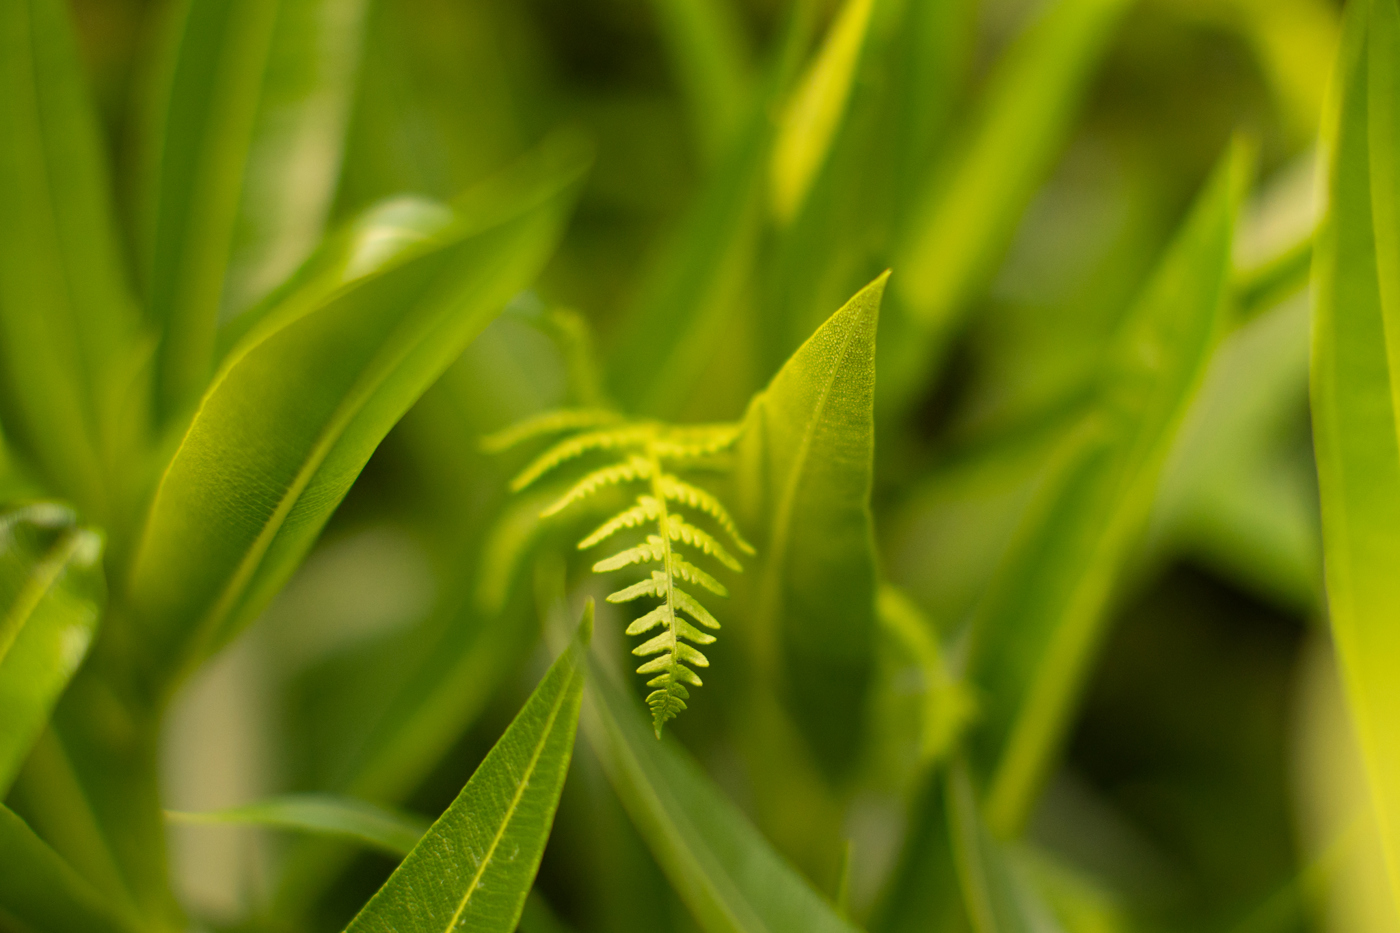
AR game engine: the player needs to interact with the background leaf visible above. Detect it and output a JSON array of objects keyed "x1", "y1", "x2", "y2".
[
  {"x1": 167, "y1": 793, "x2": 429, "y2": 857},
  {"x1": 343, "y1": 603, "x2": 591, "y2": 933},
  {"x1": 0, "y1": 0, "x2": 145, "y2": 525},
  {"x1": 966, "y1": 139, "x2": 1250, "y2": 836},
  {"x1": 0, "y1": 503, "x2": 104, "y2": 797}
]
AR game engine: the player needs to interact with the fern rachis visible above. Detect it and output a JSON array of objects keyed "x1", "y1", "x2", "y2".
[{"x1": 486, "y1": 412, "x2": 753, "y2": 735}]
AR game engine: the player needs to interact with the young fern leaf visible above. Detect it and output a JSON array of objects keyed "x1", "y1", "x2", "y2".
[{"x1": 492, "y1": 410, "x2": 751, "y2": 736}]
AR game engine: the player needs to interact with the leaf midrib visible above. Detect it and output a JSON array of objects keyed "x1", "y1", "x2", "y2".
[{"x1": 443, "y1": 663, "x2": 579, "y2": 931}]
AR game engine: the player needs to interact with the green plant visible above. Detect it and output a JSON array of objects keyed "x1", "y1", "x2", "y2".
[{"x1": 2, "y1": 0, "x2": 1390, "y2": 931}]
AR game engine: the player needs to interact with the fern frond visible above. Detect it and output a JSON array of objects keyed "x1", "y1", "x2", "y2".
[
  {"x1": 593, "y1": 535, "x2": 667, "y2": 572},
  {"x1": 658, "y1": 476, "x2": 755, "y2": 554},
  {"x1": 665, "y1": 515, "x2": 741, "y2": 571},
  {"x1": 491, "y1": 409, "x2": 754, "y2": 737},
  {"x1": 511, "y1": 425, "x2": 654, "y2": 491},
  {"x1": 543, "y1": 456, "x2": 654, "y2": 517},
  {"x1": 480, "y1": 408, "x2": 621, "y2": 453},
  {"x1": 579, "y1": 496, "x2": 663, "y2": 549}
]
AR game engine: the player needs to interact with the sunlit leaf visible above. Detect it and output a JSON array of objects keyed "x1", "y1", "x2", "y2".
[
  {"x1": 343, "y1": 603, "x2": 590, "y2": 933},
  {"x1": 1310, "y1": 0, "x2": 1400, "y2": 910},
  {"x1": 0, "y1": 503, "x2": 103, "y2": 797},
  {"x1": 735, "y1": 273, "x2": 884, "y2": 774}
]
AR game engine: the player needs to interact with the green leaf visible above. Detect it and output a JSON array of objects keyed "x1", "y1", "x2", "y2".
[
  {"x1": 886, "y1": 0, "x2": 1134, "y2": 408},
  {"x1": 582, "y1": 654, "x2": 862, "y2": 933},
  {"x1": 0, "y1": 0, "x2": 145, "y2": 522},
  {"x1": 946, "y1": 764, "x2": 1063, "y2": 933},
  {"x1": 769, "y1": 0, "x2": 876, "y2": 224},
  {"x1": 966, "y1": 139, "x2": 1251, "y2": 836},
  {"x1": 0, "y1": 503, "x2": 104, "y2": 797},
  {"x1": 1310, "y1": 0, "x2": 1400, "y2": 909},
  {"x1": 126, "y1": 138, "x2": 587, "y2": 685},
  {"x1": 135, "y1": 0, "x2": 372, "y2": 417},
  {"x1": 0, "y1": 805, "x2": 137, "y2": 933},
  {"x1": 167, "y1": 793, "x2": 429, "y2": 857},
  {"x1": 648, "y1": 0, "x2": 752, "y2": 165},
  {"x1": 343, "y1": 603, "x2": 591, "y2": 933},
  {"x1": 735, "y1": 272, "x2": 884, "y2": 775}
]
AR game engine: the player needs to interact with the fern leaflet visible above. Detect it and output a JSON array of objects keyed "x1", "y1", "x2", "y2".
[{"x1": 490, "y1": 411, "x2": 753, "y2": 736}]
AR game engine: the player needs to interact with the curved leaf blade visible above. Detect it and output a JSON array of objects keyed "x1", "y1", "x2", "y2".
[
  {"x1": 167, "y1": 794, "x2": 428, "y2": 857},
  {"x1": 583, "y1": 656, "x2": 861, "y2": 933},
  {"x1": 127, "y1": 141, "x2": 587, "y2": 685},
  {"x1": 966, "y1": 140, "x2": 1250, "y2": 836},
  {"x1": 0, "y1": 503, "x2": 104, "y2": 797},
  {"x1": 1311, "y1": 0, "x2": 1400, "y2": 909},
  {"x1": 343, "y1": 604, "x2": 591, "y2": 933},
  {"x1": 0, "y1": 805, "x2": 137, "y2": 933},
  {"x1": 736, "y1": 272, "x2": 884, "y2": 774}
]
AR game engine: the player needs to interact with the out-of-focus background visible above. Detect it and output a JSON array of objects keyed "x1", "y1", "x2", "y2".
[{"x1": 54, "y1": 0, "x2": 1385, "y2": 929}]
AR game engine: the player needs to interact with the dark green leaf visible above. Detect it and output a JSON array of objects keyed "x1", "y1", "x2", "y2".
[
  {"x1": 649, "y1": 0, "x2": 751, "y2": 165},
  {"x1": 0, "y1": 805, "x2": 137, "y2": 933},
  {"x1": 126, "y1": 139, "x2": 586, "y2": 685},
  {"x1": 343, "y1": 603, "x2": 590, "y2": 933},
  {"x1": 0, "y1": 503, "x2": 104, "y2": 796},
  {"x1": 583, "y1": 653, "x2": 861, "y2": 933}
]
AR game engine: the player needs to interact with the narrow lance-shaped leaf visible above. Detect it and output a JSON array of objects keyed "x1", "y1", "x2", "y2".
[
  {"x1": 769, "y1": 0, "x2": 876, "y2": 224},
  {"x1": 0, "y1": 0, "x2": 145, "y2": 522},
  {"x1": 167, "y1": 794, "x2": 429, "y2": 858},
  {"x1": 126, "y1": 137, "x2": 587, "y2": 687},
  {"x1": 0, "y1": 805, "x2": 138, "y2": 933},
  {"x1": 884, "y1": 0, "x2": 1135, "y2": 413},
  {"x1": 734, "y1": 273, "x2": 884, "y2": 776},
  {"x1": 343, "y1": 603, "x2": 591, "y2": 933},
  {"x1": 136, "y1": 0, "x2": 371, "y2": 417},
  {"x1": 967, "y1": 139, "x2": 1250, "y2": 836},
  {"x1": 0, "y1": 503, "x2": 104, "y2": 797},
  {"x1": 1311, "y1": 0, "x2": 1400, "y2": 908},
  {"x1": 582, "y1": 655, "x2": 861, "y2": 933}
]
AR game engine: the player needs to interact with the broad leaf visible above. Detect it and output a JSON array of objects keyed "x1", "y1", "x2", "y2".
[
  {"x1": 735, "y1": 273, "x2": 884, "y2": 775},
  {"x1": 343, "y1": 603, "x2": 590, "y2": 933},
  {"x1": 885, "y1": 0, "x2": 1134, "y2": 410},
  {"x1": 136, "y1": 0, "x2": 371, "y2": 416},
  {"x1": 126, "y1": 139, "x2": 587, "y2": 685},
  {"x1": 0, "y1": 503, "x2": 104, "y2": 796},
  {"x1": 0, "y1": 805, "x2": 137, "y2": 933},
  {"x1": 0, "y1": 0, "x2": 145, "y2": 522},
  {"x1": 582, "y1": 654, "x2": 861, "y2": 933},
  {"x1": 1310, "y1": 0, "x2": 1400, "y2": 907},
  {"x1": 769, "y1": 0, "x2": 875, "y2": 224},
  {"x1": 966, "y1": 140, "x2": 1250, "y2": 836},
  {"x1": 167, "y1": 794, "x2": 428, "y2": 857}
]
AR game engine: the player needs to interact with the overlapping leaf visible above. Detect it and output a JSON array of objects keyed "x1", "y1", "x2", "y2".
[{"x1": 0, "y1": 805, "x2": 137, "y2": 933}]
